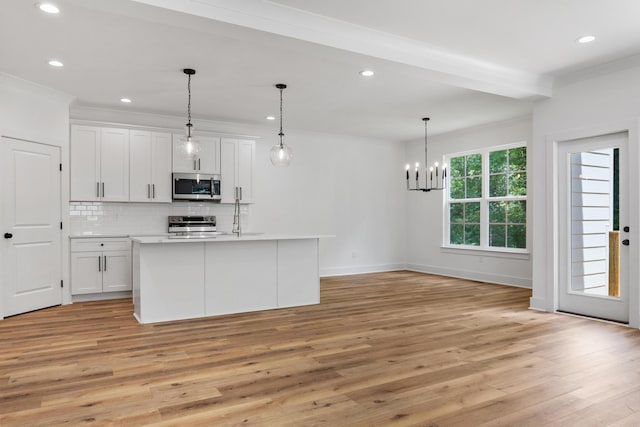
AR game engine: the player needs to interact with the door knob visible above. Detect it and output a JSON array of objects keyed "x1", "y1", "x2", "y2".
[
  {"x1": 622, "y1": 239, "x2": 630, "y2": 246},
  {"x1": 4, "y1": 233, "x2": 13, "y2": 239}
]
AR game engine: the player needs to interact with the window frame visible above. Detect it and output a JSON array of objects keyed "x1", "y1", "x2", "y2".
[{"x1": 443, "y1": 142, "x2": 528, "y2": 254}]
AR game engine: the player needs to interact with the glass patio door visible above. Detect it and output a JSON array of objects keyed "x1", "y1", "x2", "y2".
[{"x1": 557, "y1": 132, "x2": 629, "y2": 323}]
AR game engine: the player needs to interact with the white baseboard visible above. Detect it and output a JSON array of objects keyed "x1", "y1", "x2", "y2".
[
  {"x1": 320, "y1": 263, "x2": 407, "y2": 277},
  {"x1": 405, "y1": 263, "x2": 532, "y2": 289},
  {"x1": 72, "y1": 291, "x2": 132, "y2": 303}
]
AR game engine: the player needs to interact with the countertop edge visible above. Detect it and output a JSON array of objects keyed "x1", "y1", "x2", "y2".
[
  {"x1": 130, "y1": 234, "x2": 335, "y2": 244},
  {"x1": 70, "y1": 233, "x2": 169, "y2": 239}
]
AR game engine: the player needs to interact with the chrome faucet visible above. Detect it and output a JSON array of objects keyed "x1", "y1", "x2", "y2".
[{"x1": 232, "y1": 187, "x2": 241, "y2": 236}]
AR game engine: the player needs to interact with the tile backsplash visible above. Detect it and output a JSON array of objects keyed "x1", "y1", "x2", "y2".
[{"x1": 69, "y1": 202, "x2": 249, "y2": 235}]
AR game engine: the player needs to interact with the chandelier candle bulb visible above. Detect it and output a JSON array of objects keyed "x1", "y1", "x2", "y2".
[{"x1": 405, "y1": 165, "x2": 410, "y2": 189}]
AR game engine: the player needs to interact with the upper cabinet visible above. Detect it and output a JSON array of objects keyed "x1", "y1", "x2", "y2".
[
  {"x1": 172, "y1": 135, "x2": 220, "y2": 174},
  {"x1": 220, "y1": 138, "x2": 255, "y2": 204},
  {"x1": 129, "y1": 131, "x2": 172, "y2": 203},
  {"x1": 71, "y1": 125, "x2": 129, "y2": 202},
  {"x1": 71, "y1": 124, "x2": 254, "y2": 204}
]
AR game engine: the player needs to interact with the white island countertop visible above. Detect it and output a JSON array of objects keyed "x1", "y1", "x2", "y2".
[
  {"x1": 132, "y1": 233, "x2": 329, "y2": 323},
  {"x1": 131, "y1": 233, "x2": 333, "y2": 244}
]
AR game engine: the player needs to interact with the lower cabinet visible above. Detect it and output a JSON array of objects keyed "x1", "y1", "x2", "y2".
[
  {"x1": 205, "y1": 241, "x2": 277, "y2": 316},
  {"x1": 71, "y1": 238, "x2": 131, "y2": 295},
  {"x1": 132, "y1": 238, "x2": 320, "y2": 324}
]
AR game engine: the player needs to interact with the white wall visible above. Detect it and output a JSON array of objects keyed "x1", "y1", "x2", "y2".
[
  {"x1": 0, "y1": 73, "x2": 71, "y2": 146},
  {"x1": 70, "y1": 106, "x2": 408, "y2": 277},
  {"x1": 531, "y1": 64, "x2": 640, "y2": 327},
  {"x1": 405, "y1": 116, "x2": 533, "y2": 287},
  {"x1": 0, "y1": 73, "x2": 73, "y2": 311}
]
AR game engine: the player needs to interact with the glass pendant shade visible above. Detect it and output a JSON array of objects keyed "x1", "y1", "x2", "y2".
[
  {"x1": 271, "y1": 83, "x2": 292, "y2": 166},
  {"x1": 179, "y1": 124, "x2": 199, "y2": 158},
  {"x1": 270, "y1": 141, "x2": 293, "y2": 166}
]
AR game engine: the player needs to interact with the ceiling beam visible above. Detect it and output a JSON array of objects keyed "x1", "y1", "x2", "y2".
[{"x1": 130, "y1": 0, "x2": 553, "y2": 99}]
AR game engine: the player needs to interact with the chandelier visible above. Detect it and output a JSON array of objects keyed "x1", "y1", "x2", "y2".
[{"x1": 406, "y1": 117, "x2": 446, "y2": 192}]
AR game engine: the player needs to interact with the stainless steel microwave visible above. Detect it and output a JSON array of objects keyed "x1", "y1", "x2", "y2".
[{"x1": 172, "y1": 173, "x2": 221, "y2": 201}]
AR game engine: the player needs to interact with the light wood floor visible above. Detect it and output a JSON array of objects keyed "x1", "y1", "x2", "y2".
[{"x1": 2, "y1": 271, "x2": 640, "y2": 426}]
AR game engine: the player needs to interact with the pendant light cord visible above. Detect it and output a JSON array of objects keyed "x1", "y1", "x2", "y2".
[
  {"x1": 279, "y1": 86, "x2": 284, "y2": 147},
  {"x1": 187, "y1": 73, "x2": 192, "y2": 138},
  {"x1": 423, "y1": 117, "x2": 430, "y2": 169}
]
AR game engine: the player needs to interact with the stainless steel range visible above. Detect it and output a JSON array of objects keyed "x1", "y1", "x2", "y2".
[{"x1": 168, "y1": 215, "x2": 222, "y2": 238}]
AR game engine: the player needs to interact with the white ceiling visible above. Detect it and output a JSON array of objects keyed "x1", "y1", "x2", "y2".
[
  {"x1": 269, "y1": 0, "x2": 640, "y2": 76},
  {"x1": 2, "y1": 0, "x2": 640, "y2": 141}
]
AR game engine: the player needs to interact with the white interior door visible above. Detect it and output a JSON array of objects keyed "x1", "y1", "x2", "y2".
[
  {"x1": 558, "y1": 133, "x2": 629, "y2": 323},
  {"x1": 1, "y1": 137, "x2": 62, "y2": 317}
]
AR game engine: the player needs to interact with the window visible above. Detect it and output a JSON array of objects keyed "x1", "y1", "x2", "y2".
[{"x1": 445, "y1": 143, "x2": 527, "y2": 251}]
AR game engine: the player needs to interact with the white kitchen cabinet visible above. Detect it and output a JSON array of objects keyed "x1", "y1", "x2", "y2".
[
  {"x1": 70, "y1": 252, "x2": 103, "y2": 294},
  {"x1": 70, "y1": 125, "x2": 100, "y2": 201},
  {"x1": 132, "y1": 236, "x2": 322, "y2": 324},
  {"x1": 204, "y1": 241, "x2": 278, "y2": 316},
  {"x1": 220, "y1": 138, "x2": 255, "y2": 204},
  {"x1": 129, "y1": 131, "x2": 172, "y2": 202},
  {"x1": 71, "y1": 238, "x2": 131, "y2": 295},
  {"x1": 102, "y1": 251, "x2": 131, "y2": 292},
  {"x1": 172, "y1": 134, "x2": 220, "y2": 174},
  {"x1": 70, "y1": 125, "x2": 129, "y2": 202},
  {"x1": 277, "y1": 239, "x2": 320, "y2": 308}
]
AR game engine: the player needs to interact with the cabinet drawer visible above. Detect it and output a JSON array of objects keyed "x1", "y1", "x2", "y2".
[{"x1": 71, "y1": 238, "x2": 130, "y2": 252}]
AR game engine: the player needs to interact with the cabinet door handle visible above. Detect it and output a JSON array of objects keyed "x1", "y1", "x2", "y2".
[
  {"x1": 193, "y1": 159, "x2": 197, "y2": 170},
  {"x1": 97, "y1": 182, "x2": 100, "y2": 198},
  {"x1": 239, "y1": 187, "x2": 242, "y2": 201},
  {"x1": 98, "y1": 255, "x2": 101, "y2": 272},
  {"x1": 198, "y1": 158, "x2": 201, "y2": 170},
  {"x1": 104, "y1": 255, "x2": 107, "y2": 271},
  {"x1": 148, "y1": 184, "x2": 151, "y2": 199},
  {"x1": 101, "y1": 182, "x2": 105, "y2": 197},
  {"x1": 152, "y1": 184, "x2": 156, "y2": 199}
]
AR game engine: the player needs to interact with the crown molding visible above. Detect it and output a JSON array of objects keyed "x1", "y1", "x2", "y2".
[{"x1": 0, "y1": 72, "x2": 75, "y2": 103}]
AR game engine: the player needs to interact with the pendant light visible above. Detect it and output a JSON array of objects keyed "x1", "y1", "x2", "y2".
[
  {"x1": 406, "y1": 117, "x2": 447, "y2": 192},
  {"x1": 270, "y1": 83, "x2": 293, "y2": 166},
  {"x1": 180, "y1": 68, "x2": 199, "y2": 157}
]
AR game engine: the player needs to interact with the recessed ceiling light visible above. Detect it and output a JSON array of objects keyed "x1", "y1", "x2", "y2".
[
  {"x1": 359, "y1": 70, "x2": 375, "y2": 77},
  {"x1": 37, "y1": 3, "x2": 60, "y2": 14},
  {"x1": 48, "y1": 59, "x2": 64, "y2": 67},
  {"x1": 577, "y1": 35, "x2": 596, "y2": 44},
  {"x1": 120, "y1": 98, "x2": 132, "y2": 103},
  {"x1": 265, "y1": 116, "x2": 276, "y2": 121}
]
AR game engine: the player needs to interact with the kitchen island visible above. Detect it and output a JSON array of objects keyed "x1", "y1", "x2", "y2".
[{"x1": 130, "y1": 234, "x2": 329, "y2": 323}]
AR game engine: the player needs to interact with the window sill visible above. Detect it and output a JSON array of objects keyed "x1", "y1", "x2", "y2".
[{"x1": 440, "y1": 245, "x2": 530, "y2": 260}]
